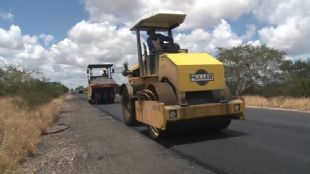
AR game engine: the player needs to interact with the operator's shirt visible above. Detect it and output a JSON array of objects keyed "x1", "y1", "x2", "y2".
[
  {"x1": 147, "y1": 34, "x2": 170, "y2": 55},
  {"x1": 152, "y1": 39, "x2": 161, "y2": 52}
]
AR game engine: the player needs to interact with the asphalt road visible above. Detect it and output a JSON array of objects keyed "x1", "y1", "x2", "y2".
[{"x1": 79, "y1": 94, "x2": 310, "y2": 174}]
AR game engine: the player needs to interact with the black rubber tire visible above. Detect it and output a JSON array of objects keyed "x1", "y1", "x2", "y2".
[
  {"x1": 144, "y1": 82, "x2": 175, "y2": 139},
  {"x1": 121, "y1": 87, "x2": 136, "y2": 126},
  {"x1": 216, "y1": 117, "x2": 232, "y2": 130},
  {"x1": 102, "y1": 91, "x2": 109, "y2": 104},
  {"x1": 207, "y1": 117, "x2": 232, "y2": 131},
  {"x1": 147, "y1": 125, "x2": 164, "y2": 140},
  {"x1": 108, "y1": 90, "x2": 115, "y2": 103},
  {"x1": 94, "y1": 91, "x2": 102, "y2": 105}
]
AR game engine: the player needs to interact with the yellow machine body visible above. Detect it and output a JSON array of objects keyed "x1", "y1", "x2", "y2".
[
  {"x1": 135, "y1": 99, "x2": 245, "y2": 130},
  {"x1": 129, "y1": 53, "x2": 245, "y2": 130},
  {"x1": 121, "y1": 11, "x2": 245, "y2": 136},
  {"x1": 87, "y1": 64, "x2": 117, "y2": 104},
  {"x1": 159, "y1": 53, "x2": 225, "y2": 92}
]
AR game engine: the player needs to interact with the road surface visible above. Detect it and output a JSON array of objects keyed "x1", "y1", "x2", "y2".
[{"x1": 80, "y1": 94, "x2": 310, "y2": 174}]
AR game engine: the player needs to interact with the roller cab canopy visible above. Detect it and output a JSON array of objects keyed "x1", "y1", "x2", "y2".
[
  {"x1": 87, "y1": 64, "x2": 113, "y2": 69},
  {"x1": 130, "y1": 10, "x2": 186, "y2": 31}
]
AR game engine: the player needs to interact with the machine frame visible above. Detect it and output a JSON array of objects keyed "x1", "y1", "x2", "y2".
[
  {"x1": 87, "y1": 64, "x2": 118, "y2": 104},
  {"x1": 120, "y1": 11, "x2": 245, "y2": 138}
]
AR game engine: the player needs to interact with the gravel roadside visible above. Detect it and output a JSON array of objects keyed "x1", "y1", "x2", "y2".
[{"x1": 21, "y1": 94, "x2": 213, "y2": 174}]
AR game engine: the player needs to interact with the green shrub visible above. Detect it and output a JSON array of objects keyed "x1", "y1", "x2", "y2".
[{"x1": 0, "y1": 65, "x2": 68, "y2": 109}]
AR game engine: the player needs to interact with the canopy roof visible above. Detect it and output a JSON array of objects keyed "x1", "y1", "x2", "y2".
[
  {"x1": 87, "y1": 64, "x2": 113, "y2": 69},
  {"x1": 130, "y1": 10, "x2": 186, "y2": 31}
]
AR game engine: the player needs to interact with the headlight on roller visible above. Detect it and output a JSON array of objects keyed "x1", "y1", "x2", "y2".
[{"x1": 234, "y1": 104, "x2": 240, "y2": 112}]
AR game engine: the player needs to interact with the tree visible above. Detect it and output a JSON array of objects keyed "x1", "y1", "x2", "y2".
[
  {"x1": 0, "y1": 65, "x2": 33, "y2": 96},
  {"x1": 217, "y1": 45, "x2": 286, "y2": 96},
  {"x1": 280, "y1": 59, "x2": 310, "y2": 97}
]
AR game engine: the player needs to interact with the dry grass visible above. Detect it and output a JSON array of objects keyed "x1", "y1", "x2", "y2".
[
  {"x1": 0, "y1": 96, "x2": 65, "y2": 174},
  {"x1": 243, "y1": 95, "x2": 310, "y2": 112}
]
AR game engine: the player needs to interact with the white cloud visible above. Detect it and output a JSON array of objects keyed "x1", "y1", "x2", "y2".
[
  {"x1": 253, "y1": 0, "x2": 310, "y2": 25},
  {"x1": 259, "y1": 16, "x2": 310, "y2": 54},
  {"x1": 0, "y1": 23, "x2": 50, "y2": 68},
  {"x1": 84, "y1": 0, "x2": 258, "y2": 29},
  {"x1": 175, "y1": 28, "x2": 211, "y2": 52},
  {"x1": 175, "y1": 19, "x2": 242, "y2": 53},
  {"x1": 52, "y1": 20, "x2": 137, "y2": 67},
  {"x1": 68, "y1": 20, "x2": 112, "y2": 43},
  {"x1": 39, "y1": 34, "x2": 54, "y2": 46},
  {"x1": 177, "y1": 0, "x2": 258, "y2": 29},
  {"x1": 210, "y1": 19, "x2": 242, "y2": 49},
  {"x1": 0, "y1": 12, "x2": 14, "y2": 22},
  {"x1": 241, "y1": 24, "x2": 256, "y2": 40},
  {"x1": 254, "y1": 0, "x2": 310, "y2": 55},
  {"x1": 84, "y1": 0, "x2": 142, "y2": 25},
  {"x1": 246, "y1": 40, "x2": 260, "y2": 46},
  {"x1": 15, "y1": 44, "x2": 45, "y2": 60},
  {"x1": 46, "y1": 21, "x2": 138, "y2": 87},
  {"x1": 0, "y1": 25, "x2": 23, "y2": 50}
]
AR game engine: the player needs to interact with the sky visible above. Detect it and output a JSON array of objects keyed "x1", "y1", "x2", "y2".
[{"x1": 0, "y1": 0, "x2": 310, "y2": 88}]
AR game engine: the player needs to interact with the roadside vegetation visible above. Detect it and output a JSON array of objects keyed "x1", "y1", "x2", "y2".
[
  {"x1": 217, "y1": 45, "x2": 310, "y2": 111},
  {"x1": 0, "y1": 65, "x2": 68, "y2": 109},
  {"x1": 243, "y1": 96, "x2": 310, "y2": 111},
  {"x1": 0, "y1": 64, "x2": 68, "y2": 173}
]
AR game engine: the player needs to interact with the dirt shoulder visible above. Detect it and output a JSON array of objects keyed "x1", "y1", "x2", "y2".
[{"x1": 21, "y1": 94, "x2": 212, "y2": 174}]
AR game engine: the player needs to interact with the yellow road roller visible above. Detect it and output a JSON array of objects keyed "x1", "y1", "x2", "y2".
[
  {"x1": 87, "y1": 64, "x2": 118, "y2": 104},
  {"x1": 119, "y1": 11, "x2": 245, "y2": 138}
]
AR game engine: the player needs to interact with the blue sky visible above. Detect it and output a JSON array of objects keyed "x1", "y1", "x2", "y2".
[
  {"x1": 0, "y1": 0, "x2": 87, "y2": 41},
  {"x1": 0, "y1": 0, "x2": 260, "y2": 43},
  {"x1": 0, "y1": 0, "x2": 309, "y2": 88},
  {"x1": 228, "y1": 13, "x2": 264, "y2": 39}
]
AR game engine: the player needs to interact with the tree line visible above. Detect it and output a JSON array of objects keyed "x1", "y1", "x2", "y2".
[
  {"x1": 217, "y1": 45, "x2": 310, "y2": 97},
  {"x1": 0, "y1": 64, "x2": 68, "y2": 109}
]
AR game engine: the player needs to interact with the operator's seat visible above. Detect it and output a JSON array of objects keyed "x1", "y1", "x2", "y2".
[{"x1": 163, "y1": 43, "x2": 180, "y2": 53}]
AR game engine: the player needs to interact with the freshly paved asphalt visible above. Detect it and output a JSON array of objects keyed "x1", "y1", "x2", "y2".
[{"x1": 79, "y1": 94, "x2": 310, "y2": 174}]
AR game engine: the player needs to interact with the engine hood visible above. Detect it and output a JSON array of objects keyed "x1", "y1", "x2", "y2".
[{"x1": 159, "y1": 53, "x2": 225, "y2": 92}]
